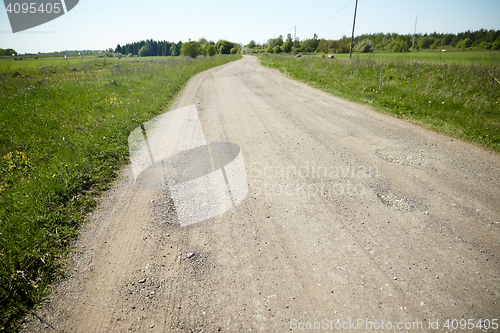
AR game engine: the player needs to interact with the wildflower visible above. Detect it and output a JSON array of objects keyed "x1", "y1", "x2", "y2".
[
  {"x1": 52, "y1": 174, "x2": 56, "y2": 177},
  {"x1": 429, "y1": 101, "x2": 431, "y2": 103}
]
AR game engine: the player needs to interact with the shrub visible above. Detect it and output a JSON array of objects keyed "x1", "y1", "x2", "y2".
[
  {"x1": 138, "y1": 44, "x2": 153, "y2": 57},
  {"x1": 392, "y1": 40, "x2": 409, "y2": 52},
  {"x1": 457, "y1": 38, "x2": 472, "y2": 49},
  {"x1": 203, "y1": 44, "x2": 216, "y2": 56},
  {"x1": 281, "y1": 41, "x2": 293, "y2": 53},
  {"x1": 418, "y1": 37, "x2": 435, "y2": 49},
  {"x1": 181, "y1": 41, "x2": 201, "y2": 58},
  {"x1": 273, "y1": 45, "x2": 281, "y2": 54},
  {"x1": 215, "y1": 40, "x2": 234, "y2": 54},
  {"x1": 354, "y1": 39, "x2": 374, "y2": 53}
]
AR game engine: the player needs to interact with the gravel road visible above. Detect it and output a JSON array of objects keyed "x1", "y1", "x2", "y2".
[{"x1": 21, "y1": 55, "x2": 500, "y2": 332}]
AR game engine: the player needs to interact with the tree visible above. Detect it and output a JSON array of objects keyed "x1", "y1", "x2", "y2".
[
  {"x1": 418, "y1": 37, "x2": 435, "y2": 49},
  {"x1": 492, "y1": 36, "x2": 500, "y2": 50},
  {"x1": 203, "y1": 43, "x2": 216, "y2": 56},
  {"x1": 246, "y1": 40, "x2": 257, "y2": 49},
  {"x1": 215, "y1": 40, "x2": 233, "y2": 54},
  {"x1": 268, "y1": 35, "x2": 284, "y2": 48},
  {"x1": 281, "y1": 40, "x2": 293, "y2": 53},
  {"x1": 181, "y1": 41, "x2": 201, "y2": 58},
  {"x1": 0, "y1": 48, "x2": 16, "y2": 56},
  {"x1": 175, "y1": 41, "x2": 183, "y2": 55},
  {"x1": 198, "y1": 37, "x2": 208, "y2": 45},
  {"x1": 294, "y1": 38, "x2": 300, "y2": 50},
  {"x1": 302, "y1": 33, "x2": 320, "y2": 52},
  {"x1": 394, "y1": 41, "x2": 409, "y2": 52},
  {"x1": 457, "y1": 38, "x2": 472, "y2": 49},
  {"x1": 138, "y1": 42, "x2": 153, "y2": 57},
  {"x1": 115, "y1": 44, "x2": 122, "y2": 54}
]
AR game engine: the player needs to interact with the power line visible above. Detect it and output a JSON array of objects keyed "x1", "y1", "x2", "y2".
[{"x1": 298, "y1": 0, "x2": 355, "y2": 29}]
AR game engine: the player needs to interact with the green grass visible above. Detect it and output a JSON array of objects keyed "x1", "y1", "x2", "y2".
[
  {"x1": 0, "y1": 55, "x2": 99, "y2": 70},
  {"x1": 0, "y1": 54, "x2": 241, "y2": 331},
  {"x1": 310, "y1": 49, "x2": 500, "y2": 65},
  {"x1": 259, "y1": 53, "x2": 500, "y2": 152}
]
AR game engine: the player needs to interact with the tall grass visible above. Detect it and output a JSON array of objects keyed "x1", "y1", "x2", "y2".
[
  {"x1": 328, "y1": 49, "x2": 500, "y2": 65},
  {"x1": 259, "y1": 54, "x2": 500, "y2": 152},
  {"x1": 0, "y1": 54, "x2": 241, "y2": 331}
]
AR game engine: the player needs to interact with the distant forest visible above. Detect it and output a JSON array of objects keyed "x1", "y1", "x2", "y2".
[
  {"x1": 111, "y1": 29, "x2": 500, "y2": 59},
  {"x1": 258, "y1": 29, "x2": 500, "y2": 54},
  {"x1": 114, "y1": 40, "x2": 183, "y2": 57},
  {"x1": 111, "y1": 38, "x2": 239, "y2": 58},
  {"x1": 2, "y1": 29, "x2": 499, "y2": 58}
]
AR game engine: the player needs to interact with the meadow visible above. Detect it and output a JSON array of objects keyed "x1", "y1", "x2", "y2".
[
  {"x1": 259, "y1": 50, "x2": 500, "y2": 152},
  {"x1": 0, "y1": 54, "x2": 241, "y2": 330},
  {"x1": 0, "y1": 55, "x2": 98, "y2": 70}
]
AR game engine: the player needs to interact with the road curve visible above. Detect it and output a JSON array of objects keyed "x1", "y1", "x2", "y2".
[{"x1": 22, "y1": 55, "x2": 500, "y2": 332}]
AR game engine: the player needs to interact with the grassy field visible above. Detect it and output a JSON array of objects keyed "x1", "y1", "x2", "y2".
[
  {"x1": 259, "y1": 52, "x2": 500, "y2": 152},
  {"x1": 0, "y1": 54, "x2": 241, "y2": 331},
  {"x1": 0, "y1": 55, "x2": 99, "y2": 70},
  {"x1": 326, "y1": 49, "x2": 499, "y2": 64}
]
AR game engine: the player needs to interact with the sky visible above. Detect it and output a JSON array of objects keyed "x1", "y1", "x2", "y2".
[{"x1": 1, "y1": 0, "x2": 500, "y2": 54}]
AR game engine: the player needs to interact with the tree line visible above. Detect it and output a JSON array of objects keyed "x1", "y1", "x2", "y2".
[
  {"x1": 113, "y1": 38, "x2": 241, "y2": 58},
  {"x1": 245, "y1": 29, "x2": 500, "y2": 54},
  {"x1": 0, "y1": 48, "x2": 17, "y2": 56}
]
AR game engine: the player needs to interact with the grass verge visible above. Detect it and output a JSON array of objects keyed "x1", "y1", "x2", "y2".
[
  {"x1": 0, "y1": 54, "x2": 241, "y2": 331},
  {"x1": 259, "y1": 54, "x2": 500, "y2": 152},
  {"x1": 324, "y1": 49, "x2": 500, "y2": 65}
]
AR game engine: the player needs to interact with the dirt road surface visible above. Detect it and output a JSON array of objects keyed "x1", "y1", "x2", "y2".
[{"x1": 21, "y1": 56, "x2": 500, "y2": 332}]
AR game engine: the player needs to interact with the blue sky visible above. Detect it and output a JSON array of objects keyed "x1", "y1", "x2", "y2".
[{"x1": 1, "y1": 0, "x2": 499, "y2": 54}]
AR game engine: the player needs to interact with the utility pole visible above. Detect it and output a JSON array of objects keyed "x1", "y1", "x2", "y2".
[
  {"x1": 412, "y1": 15, "x2": 418, "y2": 49},
  {"x1": 349, "y1": 0, "x2": 358, "y2": 60}
]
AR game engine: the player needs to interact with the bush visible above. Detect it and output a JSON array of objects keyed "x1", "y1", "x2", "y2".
[
  {"x1": 273, "y1": 45, "x2": 282, "y2": 53},
  {"x1": 492, "y1": 41, "x2": 500, "y2": 50},
  {"x1": 354, "y1": 39, "x2": 374, "y2": 53},
  {"x1": 281, "y1": 41, "x2": 293, "y2": 53},
  {"x1": 138, "y1": 44, "x2": 153, "y2": 57},
  {"x1": 418, "y1": 37, "x2": 435, "y2": 49},
  {"x1": 181, "y1": 41, "x2": 201, "y2": 58},
  {"x1": 215, "y1": 40, "x2": 234, "y2": 54},
  {"x1": 247, "y1": 40, "x2": 257, "y2": 49},
  {"x1": 266, "y1": 46, "x2": 274, "y2": 53},
  {"x1": 230, "y1": 47, "x2": 239, "y2": 54},
  {"x1": 392, "y1": 40, "x2": 409, "y2": 52},
  {"x1": 457, "y1": 38, "x2": 472, "y2": 49},
  {"x1": 0, "y1": 48, "x2": 17, "y2": 56},
  {"x1": 203, "y1": 44, "x2": 216, "y2": 56}
]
